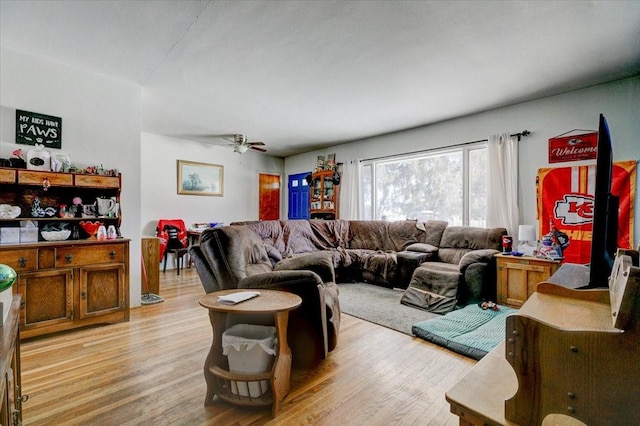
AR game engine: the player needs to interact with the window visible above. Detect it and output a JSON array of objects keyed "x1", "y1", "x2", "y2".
[{"x1": 361, "y1": 144, "x2": 487, "y2": 226}]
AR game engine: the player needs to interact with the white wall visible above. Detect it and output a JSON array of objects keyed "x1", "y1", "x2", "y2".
[
  {"x1": 0, "y1": 48, "x2": 144, "y2": 306},
  {"x1": 285, "y1": 76, "x2": 640, "y2": 246},
  {"x1": 140, "y1": 132, "x2": 284, "y2": 236}
]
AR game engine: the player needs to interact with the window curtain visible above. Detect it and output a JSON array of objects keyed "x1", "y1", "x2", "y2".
[
  {"x1": 340, "y1": 159, "x2": 362, "y2": 220},
  {"x1": 486, "y1": 133, "x2": 519, "y2": 237}
]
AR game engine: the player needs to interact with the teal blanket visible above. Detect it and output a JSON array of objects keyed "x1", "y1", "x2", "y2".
[{"x1": 412, "y1": 304, "x2": 517, "y2": 360}]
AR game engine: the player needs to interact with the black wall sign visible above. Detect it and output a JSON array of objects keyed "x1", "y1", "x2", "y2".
[{"x1": 15, "y1": 109, "x2": 62, "y2": 149}]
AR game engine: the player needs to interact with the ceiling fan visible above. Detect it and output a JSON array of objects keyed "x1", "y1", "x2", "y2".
[{"x1": 220, "y1": 134, "x2": 267, "y2": 154}]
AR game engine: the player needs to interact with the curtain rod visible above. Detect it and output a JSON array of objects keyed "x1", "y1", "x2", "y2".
[{"x1": 359, "y1": 130, "x2": 531, "y2": 163}]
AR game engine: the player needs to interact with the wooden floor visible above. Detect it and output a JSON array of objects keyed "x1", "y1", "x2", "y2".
[{"x1": 20, "y1": 268, "x2": 476, "y2": 425}]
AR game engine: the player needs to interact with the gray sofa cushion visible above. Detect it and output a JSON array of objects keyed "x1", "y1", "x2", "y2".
[
  {"x1": 401, "y1": 265, "x2": 460, "y2": 314},
  {"x1": 348, "y1": 220, "x2": 425, "y2": 251},
  {"x1": 437, "y1": 226, "x2": 505, "y2": 264},
  {"x1": 309, "y1": 219, "x2": 350, "y2": 249},
  {"x1": 418, "y1": 261, "x2": 460, "y2": 273},
  {"x1": 282, "y1": 219, "x2": 320, "y2": 254},
  {"x1": 235, "y1": 220, "x2": 287, "y2": 255},
  {"x1": 405, "y1": 243, "x2": 439, "y2": 253},
  {"x1": 274, "y1": 251, "x2": 336, "y2": 284},
  {"x1": 422, "y1": 220, "x2": 449, "y2": 246}
]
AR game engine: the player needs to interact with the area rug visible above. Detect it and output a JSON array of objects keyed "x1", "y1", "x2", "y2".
[
  {"x1": 337, "y1": 282, "x2": 438, "y2": 335},
  {"x1": 412, "y1": 304, "x2": 517, "y2": 360}
]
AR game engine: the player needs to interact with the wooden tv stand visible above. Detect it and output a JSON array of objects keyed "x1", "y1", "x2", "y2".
[{"x1": 446, "y1": 251, "x2": 640, "y2": 425}]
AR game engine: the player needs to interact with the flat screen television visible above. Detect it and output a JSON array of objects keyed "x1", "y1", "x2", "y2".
[{"x1": 588, "y1": 113, "x2": 619, "y2": 288}]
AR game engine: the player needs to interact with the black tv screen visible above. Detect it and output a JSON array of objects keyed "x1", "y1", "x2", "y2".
[{"x1": 588, "y1": 114, "x2": 619, "y2": 288}]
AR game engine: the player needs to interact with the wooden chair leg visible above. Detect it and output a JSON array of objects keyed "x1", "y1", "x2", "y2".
[{"x1": 163, "y1": 250, "x2": 168, "y2": 273}]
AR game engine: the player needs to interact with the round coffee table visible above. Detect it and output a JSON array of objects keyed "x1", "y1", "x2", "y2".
[{"x1": 199, "y1": 289, "x2": 302, "y2": 416}]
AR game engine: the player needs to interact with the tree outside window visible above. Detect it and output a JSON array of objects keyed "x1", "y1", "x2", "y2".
[{"x1": 361, "y1": 144, "x2": 487, "y2": 226}]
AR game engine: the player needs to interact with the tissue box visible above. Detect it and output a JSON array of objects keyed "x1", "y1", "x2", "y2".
[
  {"x1": 20, "y1": 227, "x2": 38, "y2": 243},
  {"x1": 0, "y1": 227, "x2": 20, "y2": 244}
]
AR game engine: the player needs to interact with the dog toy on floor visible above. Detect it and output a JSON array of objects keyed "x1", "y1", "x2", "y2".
[{"x1": 478, "y1": 300, "x2": 499, "y2": 311}]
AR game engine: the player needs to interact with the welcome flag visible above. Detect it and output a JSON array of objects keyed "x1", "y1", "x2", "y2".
[{"x1": 536, "y1": 160, "x2": 636, "y2": 264}]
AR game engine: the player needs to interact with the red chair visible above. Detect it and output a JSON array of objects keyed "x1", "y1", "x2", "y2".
[{"x1": 156, "y1": 219, "x2": 189, "y2": 275}]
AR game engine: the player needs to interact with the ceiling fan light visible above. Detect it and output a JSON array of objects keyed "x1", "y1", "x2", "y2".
[{"x1": 236, "y1": 144, "x2": 249, "y2": 154}]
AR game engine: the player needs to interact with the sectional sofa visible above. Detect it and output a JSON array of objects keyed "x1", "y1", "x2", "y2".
[
  {"x1": 190, "y1": 219, "x2": 506, "y2": 365},
  {"x1": 230, "y1": 219, "x2": 505, "y2": 308}
]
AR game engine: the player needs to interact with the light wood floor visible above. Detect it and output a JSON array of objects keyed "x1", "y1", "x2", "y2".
[{"x1": 20, "y1": 268, "x2": 476, "y2": 425}]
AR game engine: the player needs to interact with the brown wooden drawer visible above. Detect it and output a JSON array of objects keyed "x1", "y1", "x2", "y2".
[
  {"x1": 17, "y1": 170, "x2": 73, "y2": 186},
  {"x1": 55, "y1": 243, "x2": 125, "y2": 267},
  {"x1": 0, "y1": 248, "x2": 39, "y2": 271},
  {"x1": 74, "y1": 175, "x2": 120, "y2": 189},
  {"x1": 0, "y1": 168, "x2": 16, "y2": 183}
]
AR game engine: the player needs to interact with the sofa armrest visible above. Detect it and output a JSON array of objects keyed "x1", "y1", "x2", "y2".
[
  {"x1": 405, "y1": 243, "x2": 439, "y2": 254},
  {"x1": 239, "y1": 270, "x2": 330, "y2": 364},
  {"x1": 238, "y1": 270, "x2": 325, "y2": 290},
  {"x1": 189, "y1": 244, "x2": 221, "y2": 294},
  {"x1": 458, "y1": 249, "x2": 500, "y2": 274},
  {"x1": 273, "y1": 251, "x2": 335, "y2": 284}
]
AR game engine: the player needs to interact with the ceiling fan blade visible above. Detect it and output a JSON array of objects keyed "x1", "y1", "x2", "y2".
[
  {"x1": 250, "y1": 146, "x2": 267, "y2": 153},
  {"x1": 247, "y1": 141, "x2": 265, "y2": 146}
]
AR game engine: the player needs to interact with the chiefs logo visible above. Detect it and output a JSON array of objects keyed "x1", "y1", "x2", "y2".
[{"x1": 553, "y1": 194, "x2": 594, "y2": 225}]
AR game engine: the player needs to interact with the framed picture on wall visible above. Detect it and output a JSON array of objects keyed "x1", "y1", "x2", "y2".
[{"x1": 177, "y1": 160, "x2": 224, "y2": 196}]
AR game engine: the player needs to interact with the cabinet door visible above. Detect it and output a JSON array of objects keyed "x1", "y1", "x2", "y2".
[
  {"x1": 18, "y1": 269, "x2": 73, "y2": 329},
  {"x1": 78, "y1": 264, "x2": 126, "y2": 319},
  {"x1": 498, "y1": 260, "x2": 554, "y2": 307}
]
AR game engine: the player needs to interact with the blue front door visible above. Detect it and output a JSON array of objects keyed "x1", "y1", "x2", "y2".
[{"x1": 288, "y1": 172, "x2": 310, "y2": 220}]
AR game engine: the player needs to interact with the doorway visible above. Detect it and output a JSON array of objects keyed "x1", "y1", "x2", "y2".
[
  {"x1": 288, "y1": 172, "x2": 310, "y2": 220},
  {"x1": 259, "y1": 173, "x2": 280, "y2": 220}
]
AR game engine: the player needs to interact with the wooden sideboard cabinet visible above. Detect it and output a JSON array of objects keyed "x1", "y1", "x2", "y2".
[
  {"x1": 0, "y1": 166, "x2": 129, "y2": 339},
  {"x1": 0, "y1": 240, "x2": 130, "y2": 339},
  {"x1": 0, "y1": 296, "x2": 24, "y2": 425},
  {"x1": 496, "y1": 253, "x2": 561, "y2": 308}
]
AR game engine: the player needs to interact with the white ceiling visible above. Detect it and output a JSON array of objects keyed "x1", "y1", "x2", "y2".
[{"x1": 1, "y1": 1, "x2": 639, "y2": 157}]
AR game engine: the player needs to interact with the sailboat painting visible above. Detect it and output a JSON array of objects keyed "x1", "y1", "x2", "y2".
[{"x1": 177, "y1": 160, "x2": 224, "y2": 196}]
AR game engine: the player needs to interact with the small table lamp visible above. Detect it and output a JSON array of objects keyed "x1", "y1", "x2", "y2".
[{"x1": 518, "y1": 225, "x2": 537, "y2": 255}]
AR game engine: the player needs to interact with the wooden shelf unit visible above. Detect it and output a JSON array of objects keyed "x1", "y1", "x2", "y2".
[
  {"x1": 309, "y1": 170, "x2": 339, "y2": 219},
  {"x1": 0, "y1": 167, "x2": 122, "y2": 242}
]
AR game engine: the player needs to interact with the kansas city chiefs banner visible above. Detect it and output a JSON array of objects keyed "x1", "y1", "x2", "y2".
[{"x1": 536, "y1": 160, "x2": 636, "y2": 264}]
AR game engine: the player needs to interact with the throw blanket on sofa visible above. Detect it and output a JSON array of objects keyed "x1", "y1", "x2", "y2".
[{"x1": 412, "y1": 304, "x2": 517, "y2": 360}]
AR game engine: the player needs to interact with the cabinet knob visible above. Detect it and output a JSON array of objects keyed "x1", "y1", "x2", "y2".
[
  {"x1": 109, "y1": 250, "x2": 116, "y2": 259},
  {"x1": 18, "y1": 257, "x2": 27, "y2": 268},
  {"x1": 65, "y1": 254, "x2": 73, "y2": 263},
  {"x1": 81, "y1": 291, "x2": 87, "y2": 299}
]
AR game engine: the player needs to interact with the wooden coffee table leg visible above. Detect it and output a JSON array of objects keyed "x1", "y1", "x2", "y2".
[{"x1": 271, "y1": 310, "x2": 292, "y2": 416}]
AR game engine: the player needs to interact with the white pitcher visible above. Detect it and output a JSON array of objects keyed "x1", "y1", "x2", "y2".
[{"x1": 96, "y1": 197, "x2": 115, "y2": 216}]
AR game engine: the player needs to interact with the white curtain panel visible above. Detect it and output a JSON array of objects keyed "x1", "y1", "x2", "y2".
[
  {"x1": 486, "y1": 133, "x2": 519, "y2": 237},
  {"x1": 340, "y1": 159, "x2": 362, "y2": 220}
]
